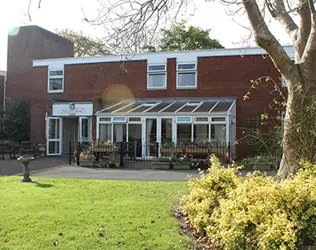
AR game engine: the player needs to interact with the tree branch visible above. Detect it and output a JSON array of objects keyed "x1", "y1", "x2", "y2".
[
  {"x1": 301, "y1": 0, "x2": 316, "y2": 64},
  {"x1": 265, "y1": 0, "x2": 298, "y2": 41},
  {"x1": 242, "y1": 0, "x2": 294, "y2": 78},
  {"x1": 295, "y1": 0, "x2": 311, "y2": 61}
]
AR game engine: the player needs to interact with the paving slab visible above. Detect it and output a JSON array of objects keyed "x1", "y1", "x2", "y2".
[{"x1": 0, "y1": 156, "x2": 69, "y2": 176}]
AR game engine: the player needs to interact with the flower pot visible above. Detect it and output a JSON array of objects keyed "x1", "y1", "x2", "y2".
[
  {"x1": 152, "y1": 162, "x2": 171, "y2": 170},
  {"x1": 253, "y1": 163, "x2": 272, "y2": 170},
  {"x1": 173, "y1": 163, "x2": 191, "y2": 170},
  {"x1": 79, "y1": 159, "x2": 96, "y2": 167}
]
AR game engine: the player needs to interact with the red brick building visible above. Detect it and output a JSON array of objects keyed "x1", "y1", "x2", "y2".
[{"x1": 6, "y1": 25, "x2": 293, "y2": 158}]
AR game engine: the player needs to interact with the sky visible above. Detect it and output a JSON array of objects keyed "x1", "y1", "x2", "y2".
[{"x1": 0, "y1": 0, "x2": 292, "y2": 70}]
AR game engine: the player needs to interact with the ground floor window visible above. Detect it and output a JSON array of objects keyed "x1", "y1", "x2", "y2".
[{"x1": 97, "y1": 116, "x2": 231, "y2": 146}]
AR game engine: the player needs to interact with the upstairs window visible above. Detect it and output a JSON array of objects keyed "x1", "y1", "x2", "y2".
[
  {"x1": 48, "y1": 69, "x2": 64, "y2": 93},
  {"x1": 147, "y1": 64, "x2": 167, "y2": 89},
  {"x1": 177, "y1": 63, "x2": 197, "y2": 89}
]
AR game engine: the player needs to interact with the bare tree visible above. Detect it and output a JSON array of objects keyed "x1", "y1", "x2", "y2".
[{"x1": 28, "y1": 0, "x2": 316, "y2": 178}]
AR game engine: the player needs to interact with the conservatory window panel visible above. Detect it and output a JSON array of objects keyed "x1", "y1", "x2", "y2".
[
  {"x1": 177, "y1": 124, "x2": 192, "y2": 143},
  {"x1": 113, "y1": 124, "x2": 127, "y2": 142},
  {"x1": 161, "y1": 118, "x2": 172, "y2": 144},
  {"x1": 211, "y1": 124, "x2": 226, "y2": 144},
  {"x1": 194, "y1": 124, "x2": 209, "y2": 142},
  {"x1": 99, "y1": 124, "x2": 112, "y2": 141}
]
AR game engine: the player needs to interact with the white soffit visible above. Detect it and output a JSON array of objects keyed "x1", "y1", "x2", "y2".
[{"x1": 33, "y1": 46, "x2": 294, "y2": 68}]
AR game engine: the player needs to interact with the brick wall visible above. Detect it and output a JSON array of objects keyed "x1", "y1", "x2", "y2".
[
  {"x1": 6, "y1": 25, "x2": 74, "y2": 104},
  {"x1": 30, "y1": 54, "x2": 281, "y2": 157},
  {"x1": 6, "y1": 25, "x2": 74, "y2": 140}
]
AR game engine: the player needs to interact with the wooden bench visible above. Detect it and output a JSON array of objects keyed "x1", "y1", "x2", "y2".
[
  {"x1": 0, "y1": 142, "x2": 16, "y2": 160},
  {"x1": 20, "y1": 141, "x2": 35, "y2": 157}
]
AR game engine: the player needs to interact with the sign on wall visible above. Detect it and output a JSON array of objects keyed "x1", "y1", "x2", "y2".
[{"x1": 52, "y1": 102, "x2": 93, "y2": 116}]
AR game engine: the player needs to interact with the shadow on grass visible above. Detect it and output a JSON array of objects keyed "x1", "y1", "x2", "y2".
[{"x1": 35, "y1": 182, "x2": 54, "y2": 188}]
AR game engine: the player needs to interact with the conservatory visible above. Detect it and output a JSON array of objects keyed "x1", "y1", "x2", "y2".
[{"x1": 96, "y1": 98, "x2": 236, "y2": 158}]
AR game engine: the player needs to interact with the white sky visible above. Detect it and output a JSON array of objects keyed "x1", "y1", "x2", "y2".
[{"x1": 0, "y1": 0, "x2": 292, "y2": 70}]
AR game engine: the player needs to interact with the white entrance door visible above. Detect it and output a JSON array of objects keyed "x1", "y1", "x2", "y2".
[
  {"x1": 47, "y1": 117, "x2": 62, "y2": 155},
  {"x1": 79, "y1": 117, "x2": 92, "y2": 142}
]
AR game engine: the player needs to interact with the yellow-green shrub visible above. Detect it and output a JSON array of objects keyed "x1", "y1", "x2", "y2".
[
  {"x1": 180, "y1": 156, "x2": 240, "y2": 232},
  {"x1": 180, "y1": 157, "x2": 316, "y2": 249}
]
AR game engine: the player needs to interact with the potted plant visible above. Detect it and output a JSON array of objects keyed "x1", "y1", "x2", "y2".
[
  {"x1": 252, "y1": 155, "x2": 273, "y2": 170},
  {"x1": 152, "y1": 156, "x2": 171, "y2": 170},
  {"x1": 171, "y1": 153, "x2": 192, "y2": 170},
  {"x1": 79, "y1": 151, "x2": 96, "y2": 167}
]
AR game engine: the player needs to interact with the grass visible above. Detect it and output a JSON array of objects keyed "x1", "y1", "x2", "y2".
[{"x1": 0, "y1": 177, "x2": 191, "y2": 250}]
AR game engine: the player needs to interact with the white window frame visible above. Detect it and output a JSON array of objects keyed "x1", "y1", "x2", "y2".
[
  {"x1": 193, "y1": 117, "x2": 209, "y2": 123},
  {"x1": 211, "y1": 117, "x2": 226, "y2": 123},
  {"x1": 176, "y1": 116, "x2": 192, "y2": 123},
  {"x1": 99, "y1": 117, "x2": 111, "y2": 122},
  {"x1": 48, "y1": 69, "x2": 64, "y2": 93},
  {"x1": 128, "y1": 117, "x2": 142, "y2": 123},
  {"x1": 112, "y1": 117, "x2": 127, "y2": 123},
  {"x1": 147, "y1": 64, "x2": 167, "y2": 90},
  {"x1": 176, "y1": 62, "x2": 197, "y2": 89}
]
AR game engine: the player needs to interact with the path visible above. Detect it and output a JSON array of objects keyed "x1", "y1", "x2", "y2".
[{"x1": 31, "y1": 166, "x2": 200, "y2": 181}]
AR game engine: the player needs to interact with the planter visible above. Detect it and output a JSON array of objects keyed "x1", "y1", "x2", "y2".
[
  {"x1": 253, "y1": 163, "x2": 272, "y2": 170},
  {"x1": 92, "y1": 146, "x2": 118, "y2": 153},
  {"x1": 79, "y1": 160, "x2": 96, "y2": 167},
  {"x1": 173, "y1": 163, "x2": 191, "y2": 170},
  {"x1": 152, "y1": 162, "x2": 171, "y2": 170}
]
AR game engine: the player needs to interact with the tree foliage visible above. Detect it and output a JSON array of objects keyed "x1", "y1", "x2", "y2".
[
  {"x1": 56, "y1": 29, "x2": 109, "y2": 57},
  {"x1": 159, "y1": 21, "x2": 224, "y2": 51},
  {"x1": 0, "y1": 100, "x2": 29, "y2": 142}
]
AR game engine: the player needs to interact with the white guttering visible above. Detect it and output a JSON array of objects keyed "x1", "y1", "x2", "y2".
[{"x1": 33, "y1": 46, "x2": 295, "y2": 68}]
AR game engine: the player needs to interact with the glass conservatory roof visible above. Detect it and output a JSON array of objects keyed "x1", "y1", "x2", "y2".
[{"x1": 96, "y1": 98, "x2": 236, "y2": 115}]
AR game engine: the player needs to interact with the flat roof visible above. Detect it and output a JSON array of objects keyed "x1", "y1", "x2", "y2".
[{"x1": 33, "y1": 46, "x2": 294, "y2": 68}]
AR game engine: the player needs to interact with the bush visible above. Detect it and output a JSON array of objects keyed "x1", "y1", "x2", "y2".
[
  {"x1": 180, "y1": 156, "x2": 240, "y2": 232},
  {"x1": 180, "y1": 156, "x2": 316, "y2": 249}
]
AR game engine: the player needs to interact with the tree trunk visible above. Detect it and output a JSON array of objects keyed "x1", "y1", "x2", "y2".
[{"x1": 278, "y1": 73, "x2": 316, "y2": 178}]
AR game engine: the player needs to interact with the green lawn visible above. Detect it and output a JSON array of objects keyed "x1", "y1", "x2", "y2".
[{"x1": 0, "y1": 177, "x2": 191, "y2": 250}]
